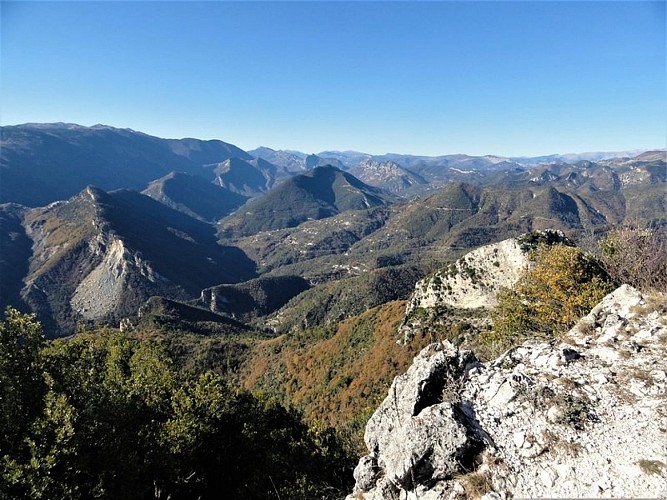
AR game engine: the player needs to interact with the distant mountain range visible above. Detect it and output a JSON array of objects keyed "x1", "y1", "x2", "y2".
[
  {"x1": 2, "y1": 123, "x2": 663, "y2": 206},
  {"x1": 248, "y1": 147, "x2": 345, "y2": 172},
  {"x1": 0, "y1": 122, "x2": 664, "y2": 336},
  {"x1": 510, "y1": 149, "x2": 652, "y2": 165},
  {"x1": 1, "y1": 123, "x2": 251, "y2": 206}
]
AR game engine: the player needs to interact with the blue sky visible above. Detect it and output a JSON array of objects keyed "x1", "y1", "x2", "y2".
[{"x1": 2, "y1": 1, "x2": 665, "y2": 156}]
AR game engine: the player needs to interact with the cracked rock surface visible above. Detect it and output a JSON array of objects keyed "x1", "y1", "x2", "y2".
[{"x1": 349, "y1": 285, "x2": 667, "y2": 499}]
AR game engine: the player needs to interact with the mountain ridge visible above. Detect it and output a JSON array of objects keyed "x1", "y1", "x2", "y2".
[
  {"x1": 0, "y1": 123, "x2": 251, "y2": 206},
  {"x1": 218, "y1": 165, "x2": 395, "y2": 238},
  {"x1": 142, "y1": 171, "x2": 248, "y2": 222},
  {"x1": 3, "y1": 123, "x2": 661, "y2": 207},
  {"x1": 12, "y1": 186, "x2": 256, "y2": 335}
]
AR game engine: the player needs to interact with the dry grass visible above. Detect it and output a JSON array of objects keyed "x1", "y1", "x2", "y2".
[
  {"x1": 608, "y1": 383, "x2": 639, "y2": 404},
  {"x1": 637, "y1": 459, "x2": 666, "y2": 476},
  {"x1": 618, "y1": 348, "x2": 632, "y2": 359},
  {"x1": 629, "y1": 368, "x2": 655, "y2": 386},
  {"x1": 553, "y1": 376, "x2": 579, "y2": 391},
  {"x1": 576, "y1": 319, "x2": 597, "y2": 337},
  {"x1": 458, "y1": 470, "x2": 494, "y2": 499},
  {"x1": 441, "y1": 375, "x2": 464, "y2": 403},
  {"x1": 630, "y1": 292, "x2": 667, "y2": 316},
  {"x1": 541, "y1": 430, "x2": 583, "y2": 457}
]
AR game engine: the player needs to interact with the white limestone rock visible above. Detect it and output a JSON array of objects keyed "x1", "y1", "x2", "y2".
[
  {"x1": 405, "y1": 238, "x2": 529, "y2": 313},
  {"x1": 400, "y1": 230, "x2": 571, "y2": 342},
  {"x1": 350, "y1": 285, "x2": 667, "y2": 499}
]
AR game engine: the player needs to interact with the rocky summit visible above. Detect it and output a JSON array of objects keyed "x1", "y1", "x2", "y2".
[
  {"x1": 400, "y1": 230, "x2": 571, "y2": 342},
  {"x1": 349, "y1": 285, "x2": 667, "y2": 499},
  {"x1": 405, "y1": 230, "x2": 572, "y2": 314},
  {"x1": 405, "y1": 237, "x2": 529, "y2": 314}
]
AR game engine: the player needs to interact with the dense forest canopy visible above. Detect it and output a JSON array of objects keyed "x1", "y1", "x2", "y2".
[{"x1": 0, "y1": 309, "x2": 354, "y2": 499}]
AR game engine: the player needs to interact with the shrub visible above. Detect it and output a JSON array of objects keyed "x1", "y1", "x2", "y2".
[
  {"x1": 517, "y1": 229, "x2": 574, "y2": 251},
  {"x1": 485, "y1": 244, "x2": 614, "y2": 348},
  {"x1": 600, "y1": 226, "x2": 667, "y2": 292}
]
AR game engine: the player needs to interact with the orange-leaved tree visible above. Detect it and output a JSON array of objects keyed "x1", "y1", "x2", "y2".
[{"x1": 488, "y1": 244, "x2": 614, "y2": 348}]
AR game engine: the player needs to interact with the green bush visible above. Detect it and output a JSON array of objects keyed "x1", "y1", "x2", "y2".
[
  {"x1": 0, "y1": 308, "x2": 354, "y2": 499},
  {"x1": 483, "y1": 244, "x2": 614, "y2": 350}
]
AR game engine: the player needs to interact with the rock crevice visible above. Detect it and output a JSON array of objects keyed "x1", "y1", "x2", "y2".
[{"x1": 350, "y1": 285, "x2": 667, "y2": 499}]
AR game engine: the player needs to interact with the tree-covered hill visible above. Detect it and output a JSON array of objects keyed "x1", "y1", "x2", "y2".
[
  {"x1": 0, "y1": 309, "x2": 355, "y2": 499},
  {"x1": 218, "y1": 166, "x2": 395, "y2": 238}
]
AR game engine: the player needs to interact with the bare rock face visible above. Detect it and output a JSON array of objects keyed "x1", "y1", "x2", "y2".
[
  {"x1": 400, "y1": 230, "x2": 571, "y2": 342},
  {"x1": 350, "y1": 285, "x2": 667, "y2": 499},
  {"x1": 407, "y1": 238, "x2": 528, "y2": 312},
  {"x1": 352, "y1": 342, "x2": 486, "y2": 499},
  {"x1": 348, "y1": 159, "x2": 428, "y2": 194},
  {"x1": 70, "y1": 234, "x2": 177, "y2": 321}
]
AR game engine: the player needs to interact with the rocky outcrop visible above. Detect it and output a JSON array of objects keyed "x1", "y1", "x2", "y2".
[
  {"x1": 407, "y1": 238, "x2": 529, "y2": 312},
  {"x1": 70, "y1": 234, "x2": 179, "y2": 321},
  {"x1": 350, "y1": 285, "x2": 667, "y2": 499},
  {"x1": 348, "y1": 159, "x2": 428, "y2": 194},
  {"x1": 350, "y1": 342, "x2": 488, "y2": 499},
  {"x1": 400, "y1": 230, "x2": 571, "y2": 342},
  {"x1": 198, "y1": 275, "x2": 310, "y2": 323}
]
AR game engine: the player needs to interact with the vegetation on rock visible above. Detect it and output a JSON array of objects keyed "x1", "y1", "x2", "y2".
[{"x1": 484, "y1": 244, "x2": 614, "y2": 350}]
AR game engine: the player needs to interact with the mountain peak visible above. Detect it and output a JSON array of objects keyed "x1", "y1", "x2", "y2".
[
  {"x1": 218, "y1": 168, "x2": 393, "y2": 237},
  {"x1": 142, "y1": 171, "x2": 248, "y2": 222},
  {"x1": 348, "y1": 158, "x2": 428, "y2": 194}
]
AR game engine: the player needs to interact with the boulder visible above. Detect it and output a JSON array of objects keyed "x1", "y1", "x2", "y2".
[{"x1": 350, "y1": 286, "x2": 667, "y2": 499}]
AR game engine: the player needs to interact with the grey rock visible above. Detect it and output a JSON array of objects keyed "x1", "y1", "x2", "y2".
[
  {"x1": 364, "y1": 342, "x2": 478, "y2": 456},
  {"x1": 356, "y1": 342, "x2": 484, "y2": 497},
  {"x1": 382, "y1": 403, "x2": 470, "y2": 487},
  {"x1": 353, "y1": 455, "x2": 380, "y2": 491},
  {"x1": 350, "y1": 285, "x2": 667, "y2": 499}
]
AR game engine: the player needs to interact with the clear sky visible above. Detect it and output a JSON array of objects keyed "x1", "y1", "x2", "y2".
[{"x1": 1, "y1": 1, "x2": 665, "y2": 156}]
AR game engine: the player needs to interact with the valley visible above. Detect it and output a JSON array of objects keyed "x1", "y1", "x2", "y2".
[
  {"x1": 3, "y1": 125, "x2": 662, "y2": 338},
  {"x1": 1, "y1": 123, "x2": 665, "y2": 498}
]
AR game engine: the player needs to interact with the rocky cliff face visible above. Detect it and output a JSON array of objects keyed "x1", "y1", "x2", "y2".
[
  {"x1": 349, "y1": 285, "x2": 667, "y2": 499},
  {"x1": 348, "y1": 159, "x2": 428, "y2": 194},
  {"x1": 406, "y1": 238, "x2": 529, "y2": 313},
  {"x1": 69, "y1": 233, "x2": 179, "y2": 322},
  {"x1": 21, "y1": 190, "x2": 187, "y2": 334},
  {"x1": 400, "y1": 231, "x2": 570, "y2": 342},
  {"x1": 15, "y1": 186, "x2": 255, "y2": 336}
]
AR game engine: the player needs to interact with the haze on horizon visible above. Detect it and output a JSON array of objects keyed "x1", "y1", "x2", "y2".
[{"x1": 1, "y1": 1, "x2": 665, "y2": 157}]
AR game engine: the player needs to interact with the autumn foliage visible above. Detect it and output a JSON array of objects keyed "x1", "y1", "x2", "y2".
[
  {"x1": 599, "y1": 226, "x2": 667, "y2": 292},
  {"x1": 0, "y1": 308, "x2": 354, "y2": 499},
  {"x1": 487, "y1": 244, "x2": 614, "y2": 348},
  {"x1": 242, "y1": 301, "x2": 454, "y2": 450}
]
